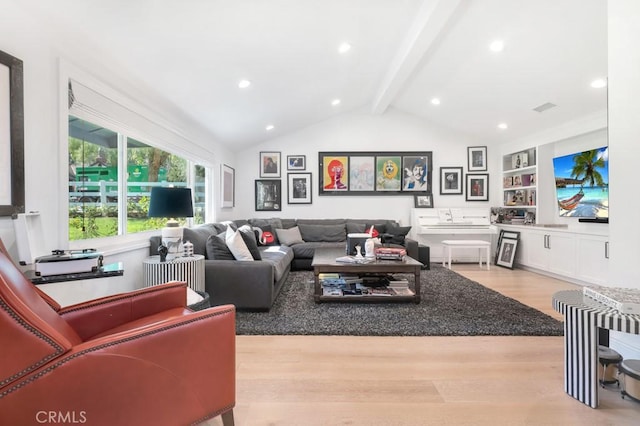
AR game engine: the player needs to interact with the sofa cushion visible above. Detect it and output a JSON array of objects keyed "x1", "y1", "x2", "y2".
[
  {"x1": 275, "y1": 226, "x2": 304, "y2": 246},
  {"x1": 365, "y1": 223, "x2": 388, "y2": 237},
  {"x1": 259, "y1": 245, "x2": 294, "y2": 282},
  {"x1": 225, "y1": 227, "x2": 254, "y2": 261},
  {"x1": 346, "y1": 223, "x2": 366, "y2": 234},
  {"x1": 248, "y1": 218, "x2": 284, "y2": 244},
  {"x1": 238, "y1": 225, "x2": 262, "y2": 260},
  {"x1": 291, "y1": 241, "x2": 345, "y2": 259},
  {"x1": 298, "y1": 223, "x2": 346, "y2": 242},
  {"x1": 381, "y1": 225, "x2": 412, "y2": 245},
  {"x1": 205, "y1": 234, "x2": 235, "y2": 260},
  {"x1": 183, "y1": 224, "x2": 218, "y2": 257}
]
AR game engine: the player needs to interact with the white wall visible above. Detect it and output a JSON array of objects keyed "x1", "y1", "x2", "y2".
[
  {"x1": 0, "y1": 2, "x2": 234, "y2": 304},
  {"x1": 228, "y1": 107, "x2": 488, "y2": 225},
  {"x1": 607, "y1": 0, "x2": 640, "y2": 358}
]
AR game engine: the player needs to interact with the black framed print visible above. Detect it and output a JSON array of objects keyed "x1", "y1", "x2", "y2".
[
  {"x1": 496, "y1": 237, "x2": 519, "y2": 269},
  {"x1": 255, "y1": 179, "x2": 281, "y2": 211},
  {"x1": 440, "y1": 166, "x2": 463, "y2": 195},
  {"x1": 467, "y1": 146, "x2": 487, "y2": 172},
  {"x1": 466, "y1": 174, "x2": 489, "y2": 201},
  {"x1": 287, "y1": 155, "x2": 306, "y2": 171},
  {"x1": 260, "y1": 151, "x2": 281, "y2": 178},
  {"x1": 494, "y1": 229, "x2": 520, "y2": 265},
  {"x1": 287, "y1": 173, "x2": 312, "y2": 204},
  {"x1": 414, "y1": 194, "x2": 433, "y2": 208}
]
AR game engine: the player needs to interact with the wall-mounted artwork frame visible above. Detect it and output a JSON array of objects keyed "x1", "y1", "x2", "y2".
[
  {"x1": 467, "y1": 146, "x2": 487, "y2": 172},
  {"x1": 260, "y1": 151, "x2": 281, "y2": 178},
  {"x1": 287, "y1": 172, "x2": 312, "y2": 204},
  {"x1": 255, "y1": 179, "x2": 281, "y2": 211},
  {"x1": 439, "y1": 166, "x2": 463, "y2": 195},
  {"x1": 466, "y1": 174, "x2": 489, "y2": 201},
  {"x1": 0, "y1": 49, "x2": 24, "y2": 216},
  {"x1": 319, "y1": 151, "x2": 432, "y2": 196},
  {"x1": 287, "y1": 155, "x2": 306, "y2": 171},
  {"x1": 221, "y1": 164, "x2": 235, "y2": 208},
  {"x1": 414, "y1": 194, "x2": 433, "y2": 208}
]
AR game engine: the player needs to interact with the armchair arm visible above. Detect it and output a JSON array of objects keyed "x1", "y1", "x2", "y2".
[
  {"x1": 59, "y1": 281, "x2": 187, "y2": 341},
  {"x1": 404, "y1": 237, "x2": 419, "y2": 261},
  {"x1": 0, "y1": 305, "x2": 236, "y2": 426}
]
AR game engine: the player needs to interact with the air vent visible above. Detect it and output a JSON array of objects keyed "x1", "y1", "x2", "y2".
[{"x1": 533, "y1": 102, "x2": 557, "y2": 113}]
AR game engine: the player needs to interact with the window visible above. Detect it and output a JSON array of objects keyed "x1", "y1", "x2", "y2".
[{"x1": 68, "y1": 116, "x2": 208, "y2": 241}]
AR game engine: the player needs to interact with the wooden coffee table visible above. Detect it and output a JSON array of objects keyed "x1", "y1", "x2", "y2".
[{"x1": 312, "y1": 247, "x2": 422, "y2": 303}]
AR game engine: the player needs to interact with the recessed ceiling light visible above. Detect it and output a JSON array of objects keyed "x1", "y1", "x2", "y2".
[
  {"x1": 497, "y1": 123, "x2": 508, "y2": 130},
  {"x1": 238, "y1": 79, "x2": 251, "y2": 89},
  {"x1": 265, "y1": 124, "x2": 274, "y2": 131},
  {"x1": 590, "y1": 78, "x2": 607, "y2": 88},
  {"x1": 431, "y1": 98, "x2": 441, "y2": 105},
  {"x1": 331, "y1": 99, "x2": 341, "y2": 106},
  {"x1": 338, "y1": 42, "x2": 351, "y2": 54},
  {"x1": 489, "y1": 40, "x2": 505, "y2": 52}
]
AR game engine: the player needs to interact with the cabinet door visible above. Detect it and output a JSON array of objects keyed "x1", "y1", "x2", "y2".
[
  {"x1": 575, "y1": 235, "x2": 609, "y2": 285},
  {"x1": 519, "y1": 230, "x2": 548, "y2": 269},
  {"x1": 547, "y1": 232, "x2": 576, "y2": 277}
]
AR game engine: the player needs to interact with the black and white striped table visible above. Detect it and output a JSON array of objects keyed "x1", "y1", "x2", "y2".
[
  {"x1": 553, "y1": 290, "x2": 640, "y2": 408},
  {"x1": 143, "y1": 255, "x2": 205, "y2": 292}
]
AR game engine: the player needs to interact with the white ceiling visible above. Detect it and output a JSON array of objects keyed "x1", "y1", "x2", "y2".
[{"x1": 23, "y1": 0, "x2": 607, "y2": 150}]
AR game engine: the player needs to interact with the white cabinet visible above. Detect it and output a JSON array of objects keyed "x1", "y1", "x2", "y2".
[
  {"x1": 575, "y1": 234, "x2": 609, "y2": 285},
  {"x1": 518, "y1": 228, "x2": 576, "y2": 277}
]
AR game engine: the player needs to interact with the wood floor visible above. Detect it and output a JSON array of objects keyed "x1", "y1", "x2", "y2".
[{"x1": 204, "y1": 265, "x2": 640, "y2": 426}]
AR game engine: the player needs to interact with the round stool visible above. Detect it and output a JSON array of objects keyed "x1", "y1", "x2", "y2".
[
  {"x1": 598, "y1": 345, "x2": 622, "y2": 387},
  {"x1": 620, "y1": 359, "x2": 640, "y2": 403}
]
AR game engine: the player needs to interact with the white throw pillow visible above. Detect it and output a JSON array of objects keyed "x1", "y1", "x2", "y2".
[{"x1": 225, "y1": 226, "x2": 254, "y2": 261}]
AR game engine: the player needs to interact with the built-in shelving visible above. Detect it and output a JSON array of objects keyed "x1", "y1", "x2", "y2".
[{"x1": 501, "y1": 147, "x2": 537, "y2": 223}]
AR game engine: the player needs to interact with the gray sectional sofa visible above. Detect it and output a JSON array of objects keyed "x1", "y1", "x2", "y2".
[{"x1": 149, "y1": 218, "x2": 420, "y2": 311}]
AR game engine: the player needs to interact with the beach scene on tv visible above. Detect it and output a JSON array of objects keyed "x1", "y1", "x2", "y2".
[{"x1": 553, "y1": 146, "x2": 608, "y2": 218}]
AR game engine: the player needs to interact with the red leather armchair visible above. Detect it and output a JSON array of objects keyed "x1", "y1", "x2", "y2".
[{"x1": 0, "y1": 249, "x2": 236, "y2": 426}]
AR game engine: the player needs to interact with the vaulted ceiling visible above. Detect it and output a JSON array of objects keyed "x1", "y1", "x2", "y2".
[{"x1": 24, "y1": 0, "x2": 607, "y2": 150}]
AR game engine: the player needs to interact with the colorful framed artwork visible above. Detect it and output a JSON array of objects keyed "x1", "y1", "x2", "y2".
[
  {"x1": 466, "y1": 173, "x2": 489, "y2": 201},
  {"x1": 402, "y1": 155, "x2": 429, "y2": 191},
  {"x1": 349, "y1": 155, "x2": 375, "y2": 191},
  {"x1": 467, "y1": 146, "x2": 487, "y2": 172},
  {"x1": 440, "y1": 166, "x2": 463, "y2": 195},
  {"x1": 287, "y1": 172, "x2": 312, "y2": 204},
  {"x1": 414, "y1": 194, "x2": 433, "y2": 208},
  {"x1": 319, "y1": 151, "x2": 432, "y2": 196},
  {"x1": 496, "y1": 237, "x2": 519, "y2": 269},
  {"x1": 221, "y1": 164, "x2": 235, "y2": 208},
  {"x1": 255, "y1": 179, "x2": 281, "y2": 211},
  {"x1": 260, "y1": 151, "x2": 281, "y2": 178},
  {"x1": 287, "y1": 155, "x2": 306, "y2": 171}
]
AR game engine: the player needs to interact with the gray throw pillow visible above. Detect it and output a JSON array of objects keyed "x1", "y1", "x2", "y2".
[
  {"x1": 183, "y1": 224, "x2": 217, "y2": 257},
  {"x1": 298, "y1": 223, "x2": 345, "y2": 242},
  {"x1": 346, "y1": 223, "x2": 366, "y2": 234},
  {"x1": 238, "y1": 225, "x2": 262, "y2": 260},
  {"x1": 382, "y1": 225, "x2": 412, "y2": 245},
  {"x1": 205, "y1": 234, "x2": 235, "y2": 260},
  {"x1": 275, "y1": 226, "x2": 304, "y2": 246}
]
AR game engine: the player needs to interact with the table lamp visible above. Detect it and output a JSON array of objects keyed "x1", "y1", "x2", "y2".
[{"x1": 148, "y1": 187, "x2": 194, "y2": 259}]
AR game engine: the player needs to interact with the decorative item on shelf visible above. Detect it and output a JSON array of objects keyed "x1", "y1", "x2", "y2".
[
  {"x1": 148, "y1": 186, "x2": 194, "y2": 260},
  {"x1": 183, "y1": 240, "x2": 194, "y2": 257},
  {"x1": 157, "y1": 244, "x2": 168, "y2": 263},
  {"x1": 364, "y1": 238, "x2": 376, "y2": 259}
]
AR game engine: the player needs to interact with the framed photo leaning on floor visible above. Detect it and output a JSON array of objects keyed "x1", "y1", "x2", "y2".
[{"x1": 496, "y1": 237, "x2": 519, "y2": 269}]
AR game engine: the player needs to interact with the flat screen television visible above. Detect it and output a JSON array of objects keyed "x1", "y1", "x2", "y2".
[{"x1": 552, "y1": 146, "x2": 608, "y2": 219}]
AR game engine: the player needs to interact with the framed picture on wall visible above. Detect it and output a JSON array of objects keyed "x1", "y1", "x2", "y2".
[
  {"x1": 260, "y1": 151, "x2": 281, "y2": 178},
  {"x1": 467, "y1": 146, "x2": 487, "y2": 171},
  {"x1": 221, "y1": 164, "x2": 235, "y2": 208},
  {"x1": 287, "y1": 155, "x2": 306, "y2": 170},
  {"x1": 287, "y1": 173, "x2": 312, "y2": 204},
  {"x1": 255, "y1": 179, "x2": 281, "y2": 211},
  {"x1": 466, "y1": 174, "x2": 489, "y2": 201},
  {"x1": 414, "y1": 194, "x2": 433, "y2": 208},
  {"x1": 439, "y1": 166, "x2": 463, "y2": 195}
]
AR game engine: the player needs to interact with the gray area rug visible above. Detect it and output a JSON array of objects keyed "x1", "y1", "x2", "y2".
[{"x1": 235, "y1": 266, "x2": 564, "y2": 336}]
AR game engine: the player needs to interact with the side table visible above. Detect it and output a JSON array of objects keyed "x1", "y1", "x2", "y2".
[{"x1": 143, "y1": 255, "x2": 205, "y2": 292}]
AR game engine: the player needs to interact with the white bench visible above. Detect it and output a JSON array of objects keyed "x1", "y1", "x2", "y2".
[{"x1": 441, "y1": 240, "x2": 491, "y2": 270}]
